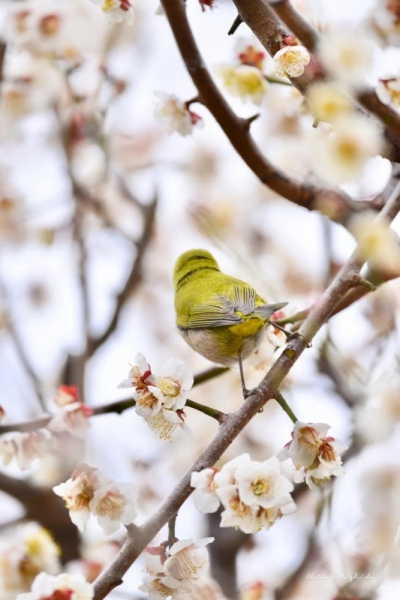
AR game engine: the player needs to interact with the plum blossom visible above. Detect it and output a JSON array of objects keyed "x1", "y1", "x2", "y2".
[
  {"x1": 4, "y1": 0, "x2": 101, "y2": 59},
  {"x1": 118, "y1": 353, "x2": 193, "y2": 440},
  {"x1": 164, "y1": 538, "x2": 214, "y2": 587},
  {"x1": 53, "y1": 463, "x2": 137, "y2": 534},
  {"x1": 376, "y1": 78, "x2": 400, "y2": 107},
  {"x1": 273, "y1": 45, "x2": 310, "y2": 78},
  {"x1": 0, "y1": 523, "x2": 60, "y2": 597},
  {"x1": 0, "y1": 431, "x2": 49, "y2": 470},
  {"x1": 16, "y1": 572, "x2": 93, "y2": 600},
  {"x1": 90, "y1": 482, "x2": 137, "y2": 535},
  {"x1": 235, "y1": 38, "x2": 266, "y2": 70},
  {"x1": 90, "y1": 0, "x2": 134, "y2": 25},
  {"x1": 53, "y1": 463, "x2": 111, "y2": 532},
  {"x1": 278, "y1": 422, "x2": 347, "y2": 489},
  {"x1": 370, "y1": 0, "x2": 400, "y2": 47},
  {"x1": 48, "y1": 386, "x2": 93, "y2": 438},
  {"x1": 190, "y1": 468, "x2": 220, "y2": 513},
  {"x1": 350, "y1": 212, "x2": 400, "y2": 273},
  {"x1": 153, "y1": 93, "x2": 203, "y2": 136},
  {"x1": 318, "y1": 31, "x2": 373, "y2": 87},
  {"x1": 306, "y1": 82, "x2": 352, "y2": 124},
  {"x1": 139, "y1": 539, "x2": 214, "y2": 599},
  {"x1": 191, "y1": 454, "x2": 296, "y2": 533},
  {"x1": 310, "y1": 114, "x2": 383, "y2": 184},
  {"x1": 215, "y1": 65, "x2": 267, "y2": 105}
]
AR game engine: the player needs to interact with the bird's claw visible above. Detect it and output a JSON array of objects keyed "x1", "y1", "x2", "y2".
[{"x1": 242, "y1": 386, "x2": 261, "y2": 399}]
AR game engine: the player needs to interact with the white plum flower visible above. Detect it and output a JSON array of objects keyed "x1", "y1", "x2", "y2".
[
  {"x1": 0, "y1": 431, "x2": 49, "y2": 470},
  {"x1": 306, "y1": 82, "x2": 352, "y2": 123},
  {"x1": 370, "y1": 0, "x2": 400, "y2": 47},
  {"x1": 273, "y1": 45, "x2": 310, "y2": 78},
  {"x1": 217, "y1": 486, "x2": 261, "y2": 534},
  {"x1": 318, "y1": 31, "x2": 373, "y2": 87},
  {"x1": 190, "y1": 468, "x2": 220, "y2": 513},
  {"x1": 163, "y1": 538, "x2": 214, "y2": 587},
  {"x1": 90, "y1": 482, "x2": 137, "y2": 535},
  {"x1": 53, "y1": 463, "x2": 112, "y2": 532},
  {"x1": 117, "y1": 352, "x2": 152, "y2": 390},
  {"x1": 140, "y1": 540, "x2": 214, "y2": 600},
  {"x1": 146, "y1": 406, "x2": 191, "y2": 441},
  {"x1": 139, "y1": 573, "x2": 181, "y2": 600},
  {"x1": 350, "y1": 211, "x2": 400, "y2": 272},
  {"x1": 278, "y1": 422, "x2": 347, "y2": 489},
  {"x1": 154, "y1": 92, "x2": 203, "y2": 136},
  {"x1": 311, "y1": 114, "x2": 383, "y2": 184},
  {"x1": 190, "y1": 454, "x2": 296, "y2": 534},
  {"x1": 376, "y1": 78, "x2": 400, "y2": 107},
  {"x1": 16, "y1": 572, "x2": 93, "y2": 600},
  {"x1": 235, "y1": 456, "x2": 294, "y2": 510},
  {"x1": 149, "y1": 358, "x2": 194, "y2": 411},
  {"x1": 215, "y1": 65, "x2": 267, "y2": 105},
  {"x1": 48, "y1": 385, "x2": 93, "y2": 438},
  {"x1": 118, "y1": 353, "x2": 193, "y2": 440},
  {"x1": 90, "y1": 0, "x2": 134, "y2": 25}
]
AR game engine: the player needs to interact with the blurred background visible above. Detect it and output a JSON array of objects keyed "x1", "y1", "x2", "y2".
[{"x1": 0, "y1": 0, "x2": 400, "y2": 598}]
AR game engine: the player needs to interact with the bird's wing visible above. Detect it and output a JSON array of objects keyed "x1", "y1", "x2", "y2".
[{"x1": 182, "y1": 285, "x2": 256, "y2": 329}]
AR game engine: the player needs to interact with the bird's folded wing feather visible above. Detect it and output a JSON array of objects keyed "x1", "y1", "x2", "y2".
[{"x1": 182, "y1": 285, "x2": 255, "y2": 329}]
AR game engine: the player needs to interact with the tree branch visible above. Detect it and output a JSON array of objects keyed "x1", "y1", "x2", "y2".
[
  {"x1": 92, "y1": 149, "x2": 400, "y2": 600},
  {"x1": 159, "y1": 0, "x2": 360, "y2": 224},
  {"x1": 87, "y1": 195, "x2": 157, "y2": 357}
]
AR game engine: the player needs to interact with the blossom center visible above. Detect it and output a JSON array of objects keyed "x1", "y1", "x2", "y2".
[
  {"x1": 39, "y1": 14, "x2": 61, "y2": 37},
  {"x1": 230, "y1": 496, "x2": 252, "y2": 516},
  {"x1": 96, "y1": 491, "x2": 126, "y2": 518},
  {"x1": 158, "y1": 377, "x2": 181, "y2": 397},
  {"x1": 251, "y1": 477, "x2": 272, "y2": 496}
]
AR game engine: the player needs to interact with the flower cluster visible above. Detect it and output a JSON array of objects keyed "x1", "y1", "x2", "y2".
[
  {"x1": 118, "y1": 353, "x2": 193, "y2": 440},
  {"x1": 53, "y1": 463, "x2": 137, "y2": 535},
  {"x1": 90, "y1": 0, "x2": 134, "y2": 25},
  {"x1": 216, "y1": 38, "x2": 268, "y2": 104},
  {"x1": 191, "y1": 454, "x2": 296, "y2": 534},
  {"x1": 278, "y1": 422, "x2": 346, "y2": 489},
  {"x1": 139, "y1": 538, "x2": 214, "y2": 600},
  {"x1": 0, "y1": 430, "x2": 49, "y2": 470},
  {"x1": 16, "y1": 572, "x2": 93, "y2": 600},
  {"x1": 153, "y1": 93, "x2": 203, "y2": 137},
  {"x1": 48, "y1": 386, "x2": 93, "y2": 438}
]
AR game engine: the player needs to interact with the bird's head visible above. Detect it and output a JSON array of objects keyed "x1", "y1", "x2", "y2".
[{"x1": 173, "y1": 249, "x2": 220, "y2": 290}]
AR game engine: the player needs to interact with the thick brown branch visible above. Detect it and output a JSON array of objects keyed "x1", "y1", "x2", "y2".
[
  {"x1": 269, "y1": 0, "x2": 319, "y2": 51},
  {"x1": 160, "y1": 0, "x2": 356, "y2": 222},
  {"x1": 87, "y1": 196, "x2": 157, "y2": 357}
]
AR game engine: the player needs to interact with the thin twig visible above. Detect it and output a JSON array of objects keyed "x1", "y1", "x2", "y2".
[
  {"x1": 87, "y1": 195, "x2": 157, "y2": 357},
  {"x1": 0, "y1": 281, "x2": 46, "y2": 410},
  {"x1": 274, "y1": 391, "x2": 298, "y2": 423}
]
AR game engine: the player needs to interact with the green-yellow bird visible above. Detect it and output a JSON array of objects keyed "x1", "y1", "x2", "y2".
[{"x1": 174, "y1": 249, "x2": 288, "y2": 394}]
